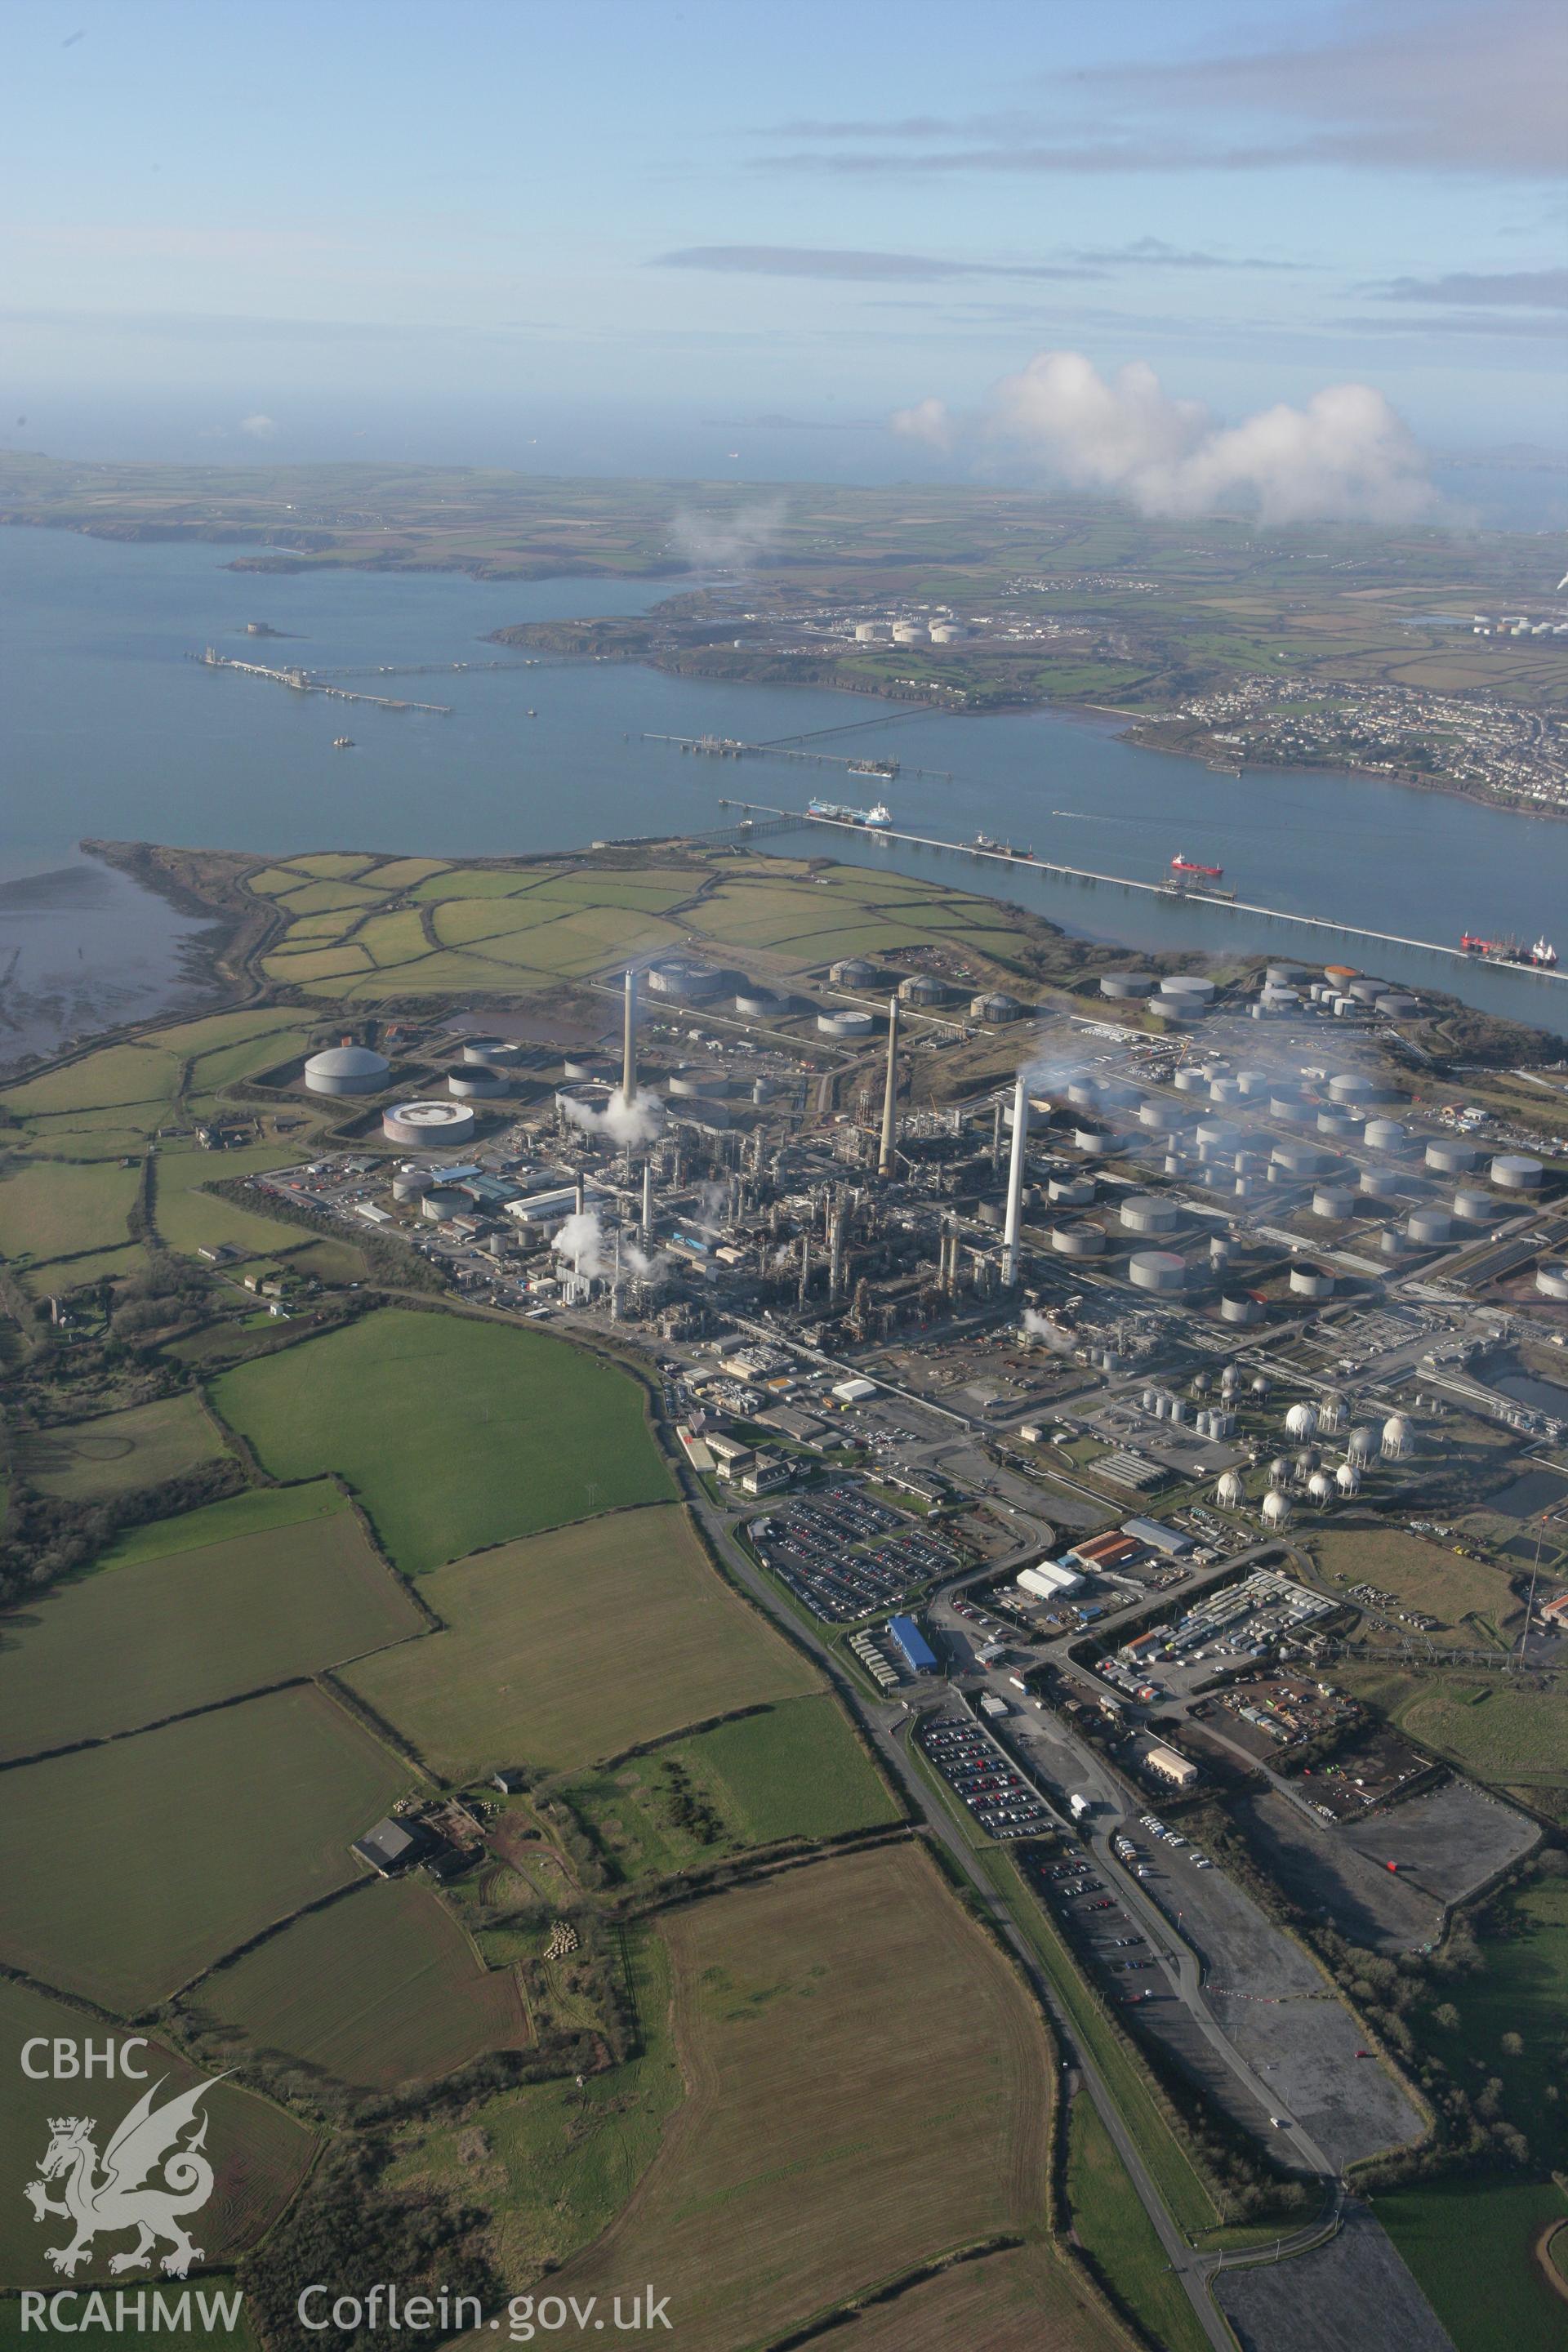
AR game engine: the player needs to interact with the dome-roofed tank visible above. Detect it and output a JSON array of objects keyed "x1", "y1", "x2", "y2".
[
  {"x1": 304, "y1": 1042, "x2": 390, "y2": 1096},
  {"x1": 1215, "y1": 1471, "x2": 1246, "y2": 1508}
]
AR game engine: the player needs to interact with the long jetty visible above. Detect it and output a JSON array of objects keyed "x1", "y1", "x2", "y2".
[
  {"x1": 189, "y1": 648, "x2": 452, "y2": 714},
  {"x1": 643, "y1": 730, "x2": 953, "y2": 783},
  {"x1": 719, "y1": 800, "x2": 1568, "y2": 986}
]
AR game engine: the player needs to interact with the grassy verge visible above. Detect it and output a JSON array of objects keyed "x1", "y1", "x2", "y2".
[{"x1": 1066, "y1": 2096, "x2": 1214, "y2": 2352}]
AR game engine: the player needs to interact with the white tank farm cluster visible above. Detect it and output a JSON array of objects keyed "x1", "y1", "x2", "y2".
[{"x1": 1214, "y1": 1383, "x2": 1416, "y2": 1521}]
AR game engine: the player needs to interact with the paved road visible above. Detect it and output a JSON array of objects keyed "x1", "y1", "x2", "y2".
[{"x1": 679, "y1": 1476, "x2": 1241, "y2": 2352}]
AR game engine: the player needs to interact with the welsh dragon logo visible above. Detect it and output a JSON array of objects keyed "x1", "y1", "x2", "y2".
[{"x1": 24, "y1": 2076, "x2": 223, "y2": 2278}]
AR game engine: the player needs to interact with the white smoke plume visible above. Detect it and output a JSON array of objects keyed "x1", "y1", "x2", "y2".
[
  {"x1": 552, "y1": 1209, "x2": 607, "y2": 1278},
  {"x1": 1022, "y1": 1307, "x2": 1076, "y2": 1355},
  {"x1": 693, "y1": 1178, "x2": 730, "y2": 1232},
  {"x1": 560, "y1": 1087, "x2": 665, "y2": 1150},
  {"x1": 670, "y1": 498, "x2": 787, "y2": 568},
  {"x1": 622, "y1": 1237, "x2": 672, "y2": 1281},
  {"x1": 893, "y1": 351, "x2": 1434, "y2": 525}
]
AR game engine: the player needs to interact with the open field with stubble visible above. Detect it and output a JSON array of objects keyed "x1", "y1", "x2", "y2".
[
  {"x1": 212, "y1": 1307, "x2": 673, "y2": 1574},
  {"x1": 0, "y1": 1480, "x2": 423, "y2": 1761},
  {"x1": 0, "y1": 1684, "x2": 409, "y2": 2010},
  {"x1": 537, "y1": 1842, "x2": 1054, "y2": 2352},
  {"x1": 199, "y1": 1877, "x2": 528, "y2": 2089},
  {"x1": 344, "y1": 1503, "x2": 816, "y2": 1779}
]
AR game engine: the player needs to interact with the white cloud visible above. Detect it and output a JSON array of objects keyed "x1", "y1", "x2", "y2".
[
  {"x1": 239, "y1": 412, "x2": 278, "y2": 440},
  {"x1": 896, "y1": 350, "x2": 1435, "y2": 524}
]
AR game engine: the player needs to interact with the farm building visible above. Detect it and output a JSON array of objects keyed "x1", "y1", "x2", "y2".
[{"x1": 352, "y1": 1818, "x2": 422, "y2": 1876}]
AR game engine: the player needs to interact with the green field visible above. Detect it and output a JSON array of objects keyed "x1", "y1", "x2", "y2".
[
  {"x1": 0, "y1": 1686, "x2": 410, "y2": 2010},
  {"x1": 1, "y1": 1042, "x2": 182, "y2": 1119},
  {"x1": 344, "y1": 1504, "x2": 816, "y2": 1779},
  {"x1": 1414, "y1": 1875, "x2": 1568, "y2": 2172},
  {"x1": 201, "y1": 1878, "x2": 526, "y2": 2088},
  {"x1": 14, "y1": 1392, "x2": 229, "y2": 1499},
  {"x1": 0, "y1": 1158, "x2": 140, "y2": 1262},
  {"x1": 1375, "y1": 2176, "x2": 1568, "y2": 2352},
  {"x1": 0, "y1": 1978, "x2": 313, "y2": 2291},
  {"x1": 1337, "y1": 1663, "x2": 1568, "y2": 1786},
  {"x1": 560, "y1": 1695, "x2": 899, "y2": 1879},
  {"x1": 0, "y1": 1487, "x2": 422, "y2": 1761},
  {"x1": 542, "y1": 1842, "x2": 1052, "y2": 2352},
  {"x1": 94, "y1": 1476, "x2": 348, "y2": 1566},
  {"x1": 211, "y1": 1308, "x2": 674, "y2": 1574},
  {"x1": 1065, "y1": 2097, "x2": 1210, "y2": 2352},
  {"x1": 387, "y1": 1926, "x2": 683, "y2": 2283},
  {"x1": 1307, "y1": 1527, "x2": 1521, "y2": 1647}
]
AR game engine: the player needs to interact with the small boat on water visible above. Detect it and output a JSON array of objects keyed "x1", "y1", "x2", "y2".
[{"x1": 332, "y1": 736, "x2": 354, "y2": 749}]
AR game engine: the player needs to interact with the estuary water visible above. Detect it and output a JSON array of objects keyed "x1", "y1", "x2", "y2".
[{"x1": 2, "y1": 525, "x2": 1566, "y2": 1051}]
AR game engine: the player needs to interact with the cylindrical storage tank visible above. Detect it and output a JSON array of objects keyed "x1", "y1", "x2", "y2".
[
  {"x1": 1174, "y1": 1067, "x2": 1209, "y2": 1094},
  {"x1": 461, "y1": 1036, "x2": 517, "y2": 1067},
  {"x1": 1336, "y1": 1459, "x2": 1362, "y2": 1496},
  {"x1": 1364, "y1": 1120, "x2": 1408, "y2": 1153},
  {"x1": 1074, "y1": 1127, "x2": 1122, "y2": 1156},
  {"x1": 667, "y1": 1071, "x2": 723, "y2": 1098},
  {"x1": 1493, "y1": 1155, "x2": 1544, "y2": 1190},
  {"x1": 1209, "y1": 1234, "x2": 1236, "y2": 1268},
  {"x1": 1259, "y1": 987, "x2": 1299, "y2": 1010},
  {"x1": 1380, "y1": 1227, "x2": 1407, "y2": 1259},
  {"x1": 1196, "y1": 1120, "x2": 1241, "y2": 1152},
  {"x1": 1425, "y1": 1139, "x2": 1479, "y2": 1174},
  {"x1": 1348, "y1": 978, "x2": 1388, "y2": 1005},
  {"x1": 1331, "y1": 996, "x2": 1359, "y2": 1017},
  {"x1": 303, "y1": 1043, "x2": 390, "y2": 1096},
  {"x1": 1120, "y1": 1194, "x2": 1181, "y2": 1233},
  {"x1": 383, "y1": 1099, "x2": 476, "y2": 1148},
  {"x1": 1536, "y1": 1263, "x2": 1568, "y2": 1302},
  {"x1": 1272, "y1": 1143, "x2": 1334, "y2": 1177},
  {"x1": 1160, "y1": 997, "x2": 1209, "y2": 1024},
  {"x1": 1220, "y1": 1292, "x2": 1263, "y2": 1324},
  {"x1": 1318, "y1": 1111, "x2": 1362, "y2": 1139},
  {"x1": 1261, "y1": 1489, "x2": 1293, "y2": 1527},
  {"x1": 1098, "y1": 1080, "x2": 1143, "y2": 1109},
  {"x1": 1312, "y1": 1185, "x2": 1355, "y2": 1220},
  {"x1": 391, "y1": 1164, "x2": 435, "y2": 1204},
  {"x1": 1160, "y1": 974, "x2": 1217, "y2": 1002},
  {"x1": 1361, "y1": 1166, "x2": 1401, "y2": 1198},
  {"x1": 1454, "y1": 1188, "x2": 1494, "y2": 1222},
  {"x1": 830, "y1": 956, "x2": 876, "y2": 986},
  {"x1": 1375, "y1": 993, "x2": 1420, "y2": 1018},
  {"x1": 853, "y1": 622, "x2": 889, "y2": 644},
  {"x1": 1049, "y1": 1176, "x2": 1095, "y2": 1206},
  {"x1": 1067, "y1": 1079, "x2": 1102, "y2": 1111},
  {"x1": 1290, "y1": 1263, "x2": 1336, "y2": 1299},
  {"x1": 1129, "y1": 1250, "x2": 1186, "y2": 1294},
  {"x1": 1052, "y1": 1223, "x2": 1106, "y2": 1258},
  {"x1": 817, "y1": 1009, "x2": 873, "y2": 1038},
  {"x1": 561, "y1": 1053, "x2": 615, "y2": 1082},
  {"x1": 891, "y1": 621, "x2": 929, "y2": 645},
  {"x1": 1163, "y1": 1154, "x2": 1183, "y2": 1179},
  {"x1": 1268, "y1": 1085, "x2": 1304, "y2": 1114},
  {"x1": 1209, "y1": 1077, "x2": 1242, "y2": 1105},
  {"x1": 1236, "y1": 1069, "x2": 1272, "y2": 1097},
  {"x1": 1328, "y1": 1072, "x2": 1379, "y2": 1105},
  {"x1": 1138, "y1": 1100, "x2": 1179, "y2": 1132},
  {"x1": 1405, "y1": 1208, "x2": 1453, "y2": 1246},
  {"x1": 1100, "y1": 972, "x2": 1156, "y2": 1000},
  {"x1": 751, "y1": 1079, "x2": 772, "y2": 1106},
  {"x1": 448, "y1": 1066, "x2": 507, "y2": 1099},
  {"x1": 1267, "y1": 964, "x2": 1309, "y2": 987},
  {"x1": 1285, "y1": 1401, "x2": 1319, "y2": 1440},
  {"x1": 735, "y1": 989, "x2": 783, "y2": 1017},
  {"x1": 1234, "y1": 1175, "x2": 1254, "y2": 1199}
]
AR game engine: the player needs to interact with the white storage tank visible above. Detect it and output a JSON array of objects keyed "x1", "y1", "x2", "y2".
[
  {"x1": 1129, "y1": 1250, "x2": 1186, "y2": 1294},
  {"x1": 1272, "y1": 1143, "x2": 1334, "y2": 1177},
  {"x1": 1312, "y1": 1184, "x2": 1355, "y2": 1219},
  {"x1": 1052, "y1": 1223, "x2": 1106, "y2": 1257},
  {"x1": 391, "y1": 1164, "x2": 435, "y2": 1204},
  {"x1": 383, "y1": 1099, "x2": 476, "y2": 1148},
  {"x1": 1100, "y1": 973, "x2": 1156, "y2": 1000},
  {"x1": 1049, "y1": 1175, "x2": 1096, "y2": 1206},
  {"x1": 1235, "y1": 1069, "x2": 1271, "y2": 1096},
  {"x1": 304, "y1": 1043, "x2": 390, "y2": 1096},
  {"x1": 1454, "y1": 1188, "x2": 1494, "y2": 1222},
  {"x1": 1209, "y1": 1077, "x2": 1243, "y2": 1104},
  {"x1": 1219, "y1": 1293, "x2": 1263, "y2": 1324},
  {"x1": 1363, "y1": 1120, "x2": 1408, "y2": 1153},
  {"x1": 1290, "y1": 1263, "x2": 1336, "y2": 1299},
  {"x1": 1285, "y1": 1401, "x2": 1318, "y2": 1440},
  {"x1": 1074, "y1": 1127, "x2": 1122, "y2": 1156},
  {"x1": 1492, "y1": 1154, "x2": 1544, "y2": 1190},
  {"x1": 817, "y1": 1009, "x2": 874, "y2": 1038},
  {"x1": 1261, "y1": 1489, "x2": 1293, "y2": 1527},
  {"x1": 1120, "y1": 1194, "x2": 1181, "y2": 1233},
  {"x1": 1160, "y1": 974, "x2": 1217, "y2": 1002},
  {"x1": 1382, "y1": 1414, "x2": 1415, "y2": 1460},
  {"x1": 1425, "y1": 1138, "x2": 1479, "y2": 1174},
  {"x1": 1536, "y1": 1263, "x2": 1568, "y2": 1302},
  {"x1": 1360, "y1": 1166, "x2": 1401, "y2": 1198},
  {"x1": 1335, "y1": 1459, "x2": 1361, "y2": 1495},
  {"x1": 1405, "y1": 1208, "x2": 1453, "y2": 1246},
  {"x1": 1307, "y1": 1469, "x2": 1335, "y2": 1505},
  {"x1": 1216, "y1": 1471, "x2": 1246, "y2": 1508},
  {"x1": 1347, "y1": 1426, "x2": 1377, "y2": 1463},
  {"x1": 1174, "y1": 1067, "x2": 1209, "y2": 1094}
]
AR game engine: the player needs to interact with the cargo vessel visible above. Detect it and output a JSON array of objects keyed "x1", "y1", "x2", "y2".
[
  {"x1": 1171, "y1": 853, "x2": 1224, "y2": 880},
  {"x1": 1460, "y1": 933, "x2": 1558, "y2": 969},
  {"x1": 807, "y1": 798, "x2": 893, "y2": 827}
]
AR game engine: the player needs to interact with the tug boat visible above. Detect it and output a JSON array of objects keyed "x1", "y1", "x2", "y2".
[{"x1": 1460, "y1": 933, "x2": 1558, "y2": 969}]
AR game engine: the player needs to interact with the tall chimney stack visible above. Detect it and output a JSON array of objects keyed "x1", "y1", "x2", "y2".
[
  {"x1": 641, "y1": 1159, "x2": 653, "y2": 1245},
  {"x1": 621, "y1": 968, "x2": 637, "y2": 1104},
  {"x1": 1000, "y1": 1074, "x2": 1028, "y2": 1288},
  {"x1": 829, "y1": 1194, "x2": 845, "y2": 1298},
  {"x1": 798, "y1": 1234, "x2": 812, "y2": 1308},
  {"x1": 878, "y1": 994, "x2": 901, "y2": 1177}
]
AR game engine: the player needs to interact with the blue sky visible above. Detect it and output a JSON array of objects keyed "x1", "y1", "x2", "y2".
[{"x1": 4, "y1": 0, "x2": 1564, "y2": 482}]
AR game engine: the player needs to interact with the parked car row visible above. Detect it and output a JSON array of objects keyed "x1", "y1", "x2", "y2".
[{"x1": 918, "y1": 1717, "x2": 1052, "y2": 1839}]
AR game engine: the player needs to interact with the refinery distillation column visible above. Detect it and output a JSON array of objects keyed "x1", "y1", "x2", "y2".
[
  {"x1": 878, "y1": 995, "x2": 900, "y2": 1177},
  {"x1": 621, "y1": 968, "x2": 638, "y2": 1103},
  {"x1": 1000, "y1": 1073, "x2": 1027, "y2": 1288}
]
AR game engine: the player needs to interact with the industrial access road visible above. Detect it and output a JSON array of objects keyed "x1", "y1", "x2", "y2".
[{"x1": 677, "y1": 1468, "x2": 1266, "y2": 2352}]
